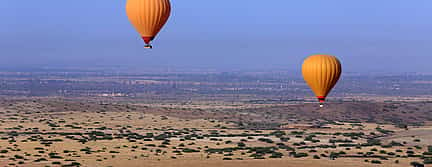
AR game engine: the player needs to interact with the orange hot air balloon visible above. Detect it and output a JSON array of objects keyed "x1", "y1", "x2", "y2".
[
  {"x1": 302, "y1": 54, "x2": 342, "y2": 107},
  {"x1": 126, "y1": 0, "x2": 171, "y2": 49}
]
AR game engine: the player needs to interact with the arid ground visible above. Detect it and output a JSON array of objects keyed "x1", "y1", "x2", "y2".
[{"x1": 0, "y1": 99, "x2": 430, "y2": 167}]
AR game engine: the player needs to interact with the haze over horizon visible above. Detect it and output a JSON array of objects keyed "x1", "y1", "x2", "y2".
[{"x1": 2, "y1": 0, "x2": 432, "y2": 73}]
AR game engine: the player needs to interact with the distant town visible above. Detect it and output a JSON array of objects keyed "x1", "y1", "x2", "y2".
[{"x1": 1, "y1": 69, "x2": 432, "y2": 103}]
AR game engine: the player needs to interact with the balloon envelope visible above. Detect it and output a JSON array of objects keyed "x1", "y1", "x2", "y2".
[
  {"x1": 126, "y1": 0, "x2": 171, "y2": 48},
  {"x1": 302, "y1": 55, "x2": 342, "y2": 104}
]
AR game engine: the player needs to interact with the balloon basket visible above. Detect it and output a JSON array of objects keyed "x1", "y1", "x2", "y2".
[{"x1": 144, "y1": 45, "x2": 153, "y2": 49}]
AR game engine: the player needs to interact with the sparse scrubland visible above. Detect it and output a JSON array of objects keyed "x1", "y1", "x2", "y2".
[{"x1": 0, "y1": 99, "x2": 431, "y2": 167}]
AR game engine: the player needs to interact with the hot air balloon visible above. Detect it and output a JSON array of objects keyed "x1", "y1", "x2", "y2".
[
  {"x1": 126, "y1": 0, "x2": 171, "y2": 49},
  {"x1": 302, "y1": 54, "x2": 342, "y2": 107}
]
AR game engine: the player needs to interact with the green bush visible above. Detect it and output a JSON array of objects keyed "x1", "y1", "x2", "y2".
[
  {"x1": 269, "y1": 152, "x2": 283, "y2": 158},
  {"x1": 14, "y1": 155, "x2": 24, "y2": 159},
  {"x1": 371, "y1": 160, "x2": 382, "y2": 164},
  {"x1": 182, "y1": 148, "x2": 199, "y2": 153},
  {"x1": 293, "y1": 153, "x2": 308, "y2": 158},
  {"x1": 34, "y1": 158, "x2": 48, "y2": 162},
  {"x1": 410, "y1": 161, "x2": 423, "y2": 167},
  {"x1": 258, "y1": 138, "x2": 274, "y2": 144}
]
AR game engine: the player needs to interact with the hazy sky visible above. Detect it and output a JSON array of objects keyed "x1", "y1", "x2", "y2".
[{"x1": 2, "y1": 0, "x2": 432, "y2": 73}]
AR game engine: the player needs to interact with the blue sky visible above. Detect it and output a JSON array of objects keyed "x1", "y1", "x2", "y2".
[{"x1": 1, "y1": 0, "x2": 432, "y2": 73}]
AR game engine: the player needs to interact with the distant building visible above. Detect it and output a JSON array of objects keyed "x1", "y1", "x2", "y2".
[{"x1": 99, "y1": 93, "x2": 128, "y2": 97}]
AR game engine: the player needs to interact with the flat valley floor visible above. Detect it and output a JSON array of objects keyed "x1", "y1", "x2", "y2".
[{"x1": 0, "y1": 99, "x2": 431, "y2": 167}]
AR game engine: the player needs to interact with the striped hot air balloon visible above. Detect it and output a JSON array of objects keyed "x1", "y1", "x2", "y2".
[
  {"x1": 126, "y1": 0, "x2": 171, "y2": 49},
  {"x1": 302, "y1": 54, "x2": 342, "y2": 107}
]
